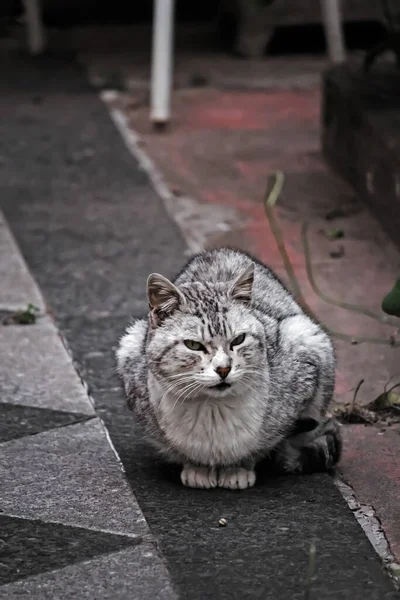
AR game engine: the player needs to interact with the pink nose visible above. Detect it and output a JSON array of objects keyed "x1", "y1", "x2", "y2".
[{"x1": 216, "y1": 366, "x2": 231, "y2": 380}]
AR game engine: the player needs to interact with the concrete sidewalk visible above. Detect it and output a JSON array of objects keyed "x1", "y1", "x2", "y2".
[
  {"x1": 0, "y1": 216, "x2": 175, "y2": 599},
  {"x1": 0, "y1": 50, "x2": 399, "y2": 599}
]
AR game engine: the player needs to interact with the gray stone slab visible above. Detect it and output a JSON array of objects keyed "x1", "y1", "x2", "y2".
[
  {"x1": 0, "y1": 403, "x2": 93, "y2": 443},
  {"x1": 0, "y1": 211, "x2": 45, "y2": 312},
  {"x1": 0, "y1": 418, "x2": 148, "y2": 537},
  {"x1": 0, "y1": 318, "x2": 95, "y2": 415},
  {"x1": 0, "y1": 514, "x2": 140, "y2": 585},
  {"x1": 0, "y1": 544, "x2": 176, "y2": 600}
]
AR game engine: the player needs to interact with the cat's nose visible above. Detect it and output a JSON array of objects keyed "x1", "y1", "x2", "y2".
[{"x1": 215, "y1": 366, "x2": 231, "y2": 379}]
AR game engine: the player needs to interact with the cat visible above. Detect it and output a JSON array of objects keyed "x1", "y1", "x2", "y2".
[{"x1": 116, "y1": 248, "x2": 342, "y2": 490}]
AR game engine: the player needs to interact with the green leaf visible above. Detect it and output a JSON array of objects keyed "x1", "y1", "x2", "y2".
[
  {"x1": 370, "y1": 391, "x2": 400, "y2": 410},
  {"x1": 326, "y1": 228, "x2": 344, "y2": 239},
  {"x1": 368, "y1": 383, "x2": 400, "y2": 412},
  {"x1": 27, "y1": 303, "x2": 40, "y2": 313},
  {"x1": 382, "y1": 278, "x2": 400, "y2": 317},
  {"x1": 3, "y1": 303, "x2": 40, "y2": 325}
]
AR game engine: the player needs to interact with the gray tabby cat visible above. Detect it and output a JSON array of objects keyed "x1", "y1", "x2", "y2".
[{"x1": 117, "y1": 248, "x2": 341, "y2": 490}]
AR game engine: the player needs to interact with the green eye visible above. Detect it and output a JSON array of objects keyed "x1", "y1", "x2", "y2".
[
  {"x1": 231, "y1": 333, "x2": 246, "y2": 348},
  {"x1": 184, "y1": 340, "x2": 206, "y2": 352}
]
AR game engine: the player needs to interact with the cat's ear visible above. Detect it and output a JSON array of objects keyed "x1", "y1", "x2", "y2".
[
  {"x1": 147, "y1": 273, "x2": 185, "y2": 325},
  {"x1": 229, "y1": 263, "x2": 254, "y2": 304}
]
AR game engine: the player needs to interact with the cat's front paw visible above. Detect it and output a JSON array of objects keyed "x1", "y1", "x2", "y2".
[
  {"x1": 218, "y1": 467, "x2": 256, "y2": 490},
  {"x1": 181, "y1": 464, "x2": 218, "y2": 489}
]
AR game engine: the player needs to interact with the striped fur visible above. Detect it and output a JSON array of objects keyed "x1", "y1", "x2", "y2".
[{"x1": 117, "y1": 248, "x2": 341, "y2": 489}]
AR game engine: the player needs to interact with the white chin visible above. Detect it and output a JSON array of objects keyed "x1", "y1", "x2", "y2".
[{"x1": 207, "y1": 383, "x2": 234, "y2": 396}]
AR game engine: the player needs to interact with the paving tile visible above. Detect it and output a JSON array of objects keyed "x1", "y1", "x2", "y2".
[
  {"x1": 341, "y1": 425, "x2": 400, "y2": 560},
  {"x1": 0, "y1": 514, "x2": 139, "y2": 586},
  {"x1": 132, "y1": 88, "x2": 321, "y2": 134},
  {"x1": 0, "y1": 419, "x2": 148, "y2": 537},
  {"x1": 0, "y1": 319, "x2": 95, "y2": 415},
  {"x1": 0, "y1": 543, "x2": 176, "y2": 600},
  {"x1": 0, "y1": 211, "x2": 45, "y2": 312},
  {"x1": 0, "y1": 403, "x2": 93, "y2": 443}
]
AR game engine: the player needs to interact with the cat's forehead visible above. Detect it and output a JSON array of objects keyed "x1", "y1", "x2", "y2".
[
  {"x1": 173, "y1": 301, "x2": 248, "y2": 340},
  {"x1": 181, "y1": 281, "x2": 227, "y2": 305},
  {"x1": 179, "y1": 282, "x2": 228, "y2": 316}
]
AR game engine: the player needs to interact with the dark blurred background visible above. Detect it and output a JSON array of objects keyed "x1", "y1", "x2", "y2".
[{"x1": 0, "y1": 0, "x2": 386, "y2": 55}]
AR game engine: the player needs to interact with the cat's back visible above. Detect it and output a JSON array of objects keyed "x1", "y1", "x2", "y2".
[{"x1": 175, "y1": 248, "x2": 301, "y2": 318}]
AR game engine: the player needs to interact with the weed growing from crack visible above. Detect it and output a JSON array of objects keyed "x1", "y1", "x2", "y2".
[{"x1": 2, "y1": 303, "x2": 40, "y2": 325}]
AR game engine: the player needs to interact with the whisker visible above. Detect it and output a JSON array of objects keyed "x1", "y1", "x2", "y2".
[
  {"x1": 159, "y1": 379, "x2": 193, "y2": 406},
  {"x1": 171, "y1": 381, "x2": 202, "y2": 409},
  {"x1": 179, "y1": 384, "x2": 204, "y2": 406},
  {"x1": 167, "y1": 372, "x2": 196, "y2": 380}
]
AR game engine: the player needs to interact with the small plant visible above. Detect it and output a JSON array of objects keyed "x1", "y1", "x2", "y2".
[
  {"x1": 2, "y1": 303, "x2": 40, "y2": 325},
  {"x1": 326, "y1": 228, "x2": 344, "y2": 239}
]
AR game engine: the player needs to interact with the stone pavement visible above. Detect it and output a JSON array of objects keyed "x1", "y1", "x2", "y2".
[
  {"x1": 0, "y1": 217, "x2": 175, "y2": 598},
  {"x1": 0, "y1": 50, "x2": 399, "y2": 599}
]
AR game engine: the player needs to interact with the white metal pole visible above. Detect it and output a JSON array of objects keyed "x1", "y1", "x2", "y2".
[
  {"x1": 150, "y1": 0, "x2": 175, "y2": 128},
  {"x1": 320, "y1": 0, "x2": 346, "y2": 64},
  {"x1": 22, "y1": 0, "x2": 46, "y2": 55}
]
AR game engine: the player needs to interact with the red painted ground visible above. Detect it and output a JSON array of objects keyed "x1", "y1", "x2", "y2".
[
  {"x1": 342, "y1": 425, "x2": 400, "y2": 560},
  {"x1": 117, "y1": 86, "x2": 400, "y2": 560}
]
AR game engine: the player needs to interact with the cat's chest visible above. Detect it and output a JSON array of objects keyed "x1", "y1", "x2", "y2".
[{"x1": 159, "y1": 397, "x2": 264, "y2": 466}]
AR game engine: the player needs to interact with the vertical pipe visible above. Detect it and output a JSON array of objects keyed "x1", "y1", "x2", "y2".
[
  {"x1": 150, "y1": 0, "x2": 175, "y2": 128},
  {"x1": 320, "y1": 0, "x2": 346, "y2": 64},
  {"x1": 22, "y1": 0, "x2": 46, "y2": 55}
]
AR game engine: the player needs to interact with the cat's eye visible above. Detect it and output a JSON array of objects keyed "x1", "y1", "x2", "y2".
[
  {"x1": 231, "y1": 333, "x2": 246, "y2": 348},
  {"x1": 184, "y1": 340, "x2": 206, "y2": 352}
]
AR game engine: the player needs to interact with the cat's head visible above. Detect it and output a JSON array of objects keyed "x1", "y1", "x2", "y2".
[{"x1": 146, "y1": 264, "x2": 267, "y2": 399}]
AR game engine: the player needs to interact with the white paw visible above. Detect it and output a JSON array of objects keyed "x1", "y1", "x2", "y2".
[
  {"x1": 181, "y1": 464, "x2": 218, "y2": 489},
  {"x1": 218, "y1": 467, "x2": 256, "y2": 490}
]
